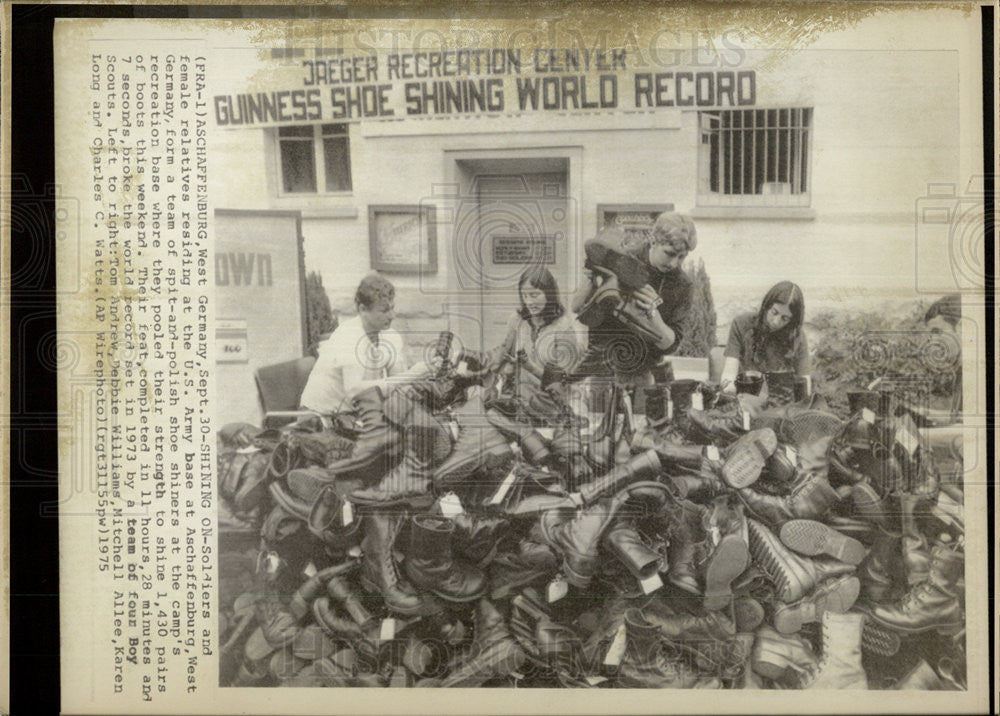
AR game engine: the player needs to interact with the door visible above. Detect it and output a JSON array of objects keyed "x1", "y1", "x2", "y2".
[{"x1": 451, "y1": 168, "x2": 570, "y2": 356}]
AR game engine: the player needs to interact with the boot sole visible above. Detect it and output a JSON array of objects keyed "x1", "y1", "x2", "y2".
[
  {"x1": 772, "y1": 575, "x2": 860, "y2": 634},
  {"x1": 733, "y1": 596, "x2": 765, "y2": 632},
  {"x1": 780, "y1": 520, "x2": 867, "y2": 565},
  {"x1": 867, "y1": 611, "x2": 965, "y2": 635},
  {"x1": 703, "y1": 535, "x2": 750, "y2": 611},
  {"x1": 722, "y1": 430, "x2": 778, "y2": 489}
]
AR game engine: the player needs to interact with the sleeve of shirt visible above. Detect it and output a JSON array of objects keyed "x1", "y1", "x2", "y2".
[
  {"x1": 386, "y1": 329, "x2": 409, "y2": 377},
  {"x1": 299, "y1": 334, "x2": 346, "y2": 413},
  {"x1": 659, "y1": 276, "x2": 692, "y2": 355}
]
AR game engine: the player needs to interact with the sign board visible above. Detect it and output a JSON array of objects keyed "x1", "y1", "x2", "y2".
[{"x1": 491, "y1": 234, "x2": 556, "y2": 265}]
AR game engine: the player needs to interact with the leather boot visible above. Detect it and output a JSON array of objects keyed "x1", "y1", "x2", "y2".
[
  {"x1": 746, "y1": 518, "x2": 855, "y2": 603},
  {"x1": 576, "y1": 449, "x2": 662, "y2": 506},
  {"x1": 686, "y1": 407, "x2": 745, "y2": 445},
  {"x1": 432, "y1": 423, "x2": 515, "y2": 491},
  {"x1": 738, "y1": 472, "x2": 840, "y2": 528},
  {"x1": 539, "y1": 495, "x2": 627, "y2": 588},
  {"x1": 869, "y1": 542, "x2": 964, "y2": 634},
  {"x1": 802, "y1": 611, "x2": 868, "y2": 689},
  {"x1": 349, "y1": 451, "x2": 433, "y2": 506},
  {"x1": 772, "y1": 574, "x2": 861, "y2": 634},
  {"x1": 402, "y1": 515, "x2": 486, "y2": 602},
  {"x1": 549, "y1": 425, "x2": 595, "y2": 489},
  {"x1": 326, "y1": 387, "x2": 403, "y2": 482},
  {"x1": 728, "y1": 633, "x2": 764, "y2": 689},
  {"x1": 668, "y1": 466, "x2": 726, "y2": 502},
  {"x1": 630, "y1": 431, "x2": 705, "y2": 469},
  {"x1": 666, "y1": 500, "x2": 703, "y2": 594},
  {"x1": 859, "y1": 525, "x2": 904, "y2": 602},
  {"x1": 721, "y1": 429, "x2": 778, "y2": 489},
  {"x1": 489, "y1": 536, "x2": 560, "y2": 599},
  {"x1": 780, "y1": 519, "x2": 867, "y2": 565},
  {"x1": 438, "y1": 599, "x2": 526, "y2": 687},
  {"x1": 486, "y1": 409, "x2": 553, "y2": 466},
  {"x1": 450, "y1": 512, "x2": 508, "y2": 568},
  {"x1": 604, "y1": 519, "x2": 663, "y2": 580},
  {"x1": 846, "y1": 481, "x2": 894, "y2": 532},
  {"x1": 900, "y1": 493, "x2": 932, "y2": 586},
  {"x1": 751, "y1": 625, "x2": 819, "y2": 686},
  {"x1": 893, "y1": 658, "x2": 952, "y2": 690},
  {"x1": 702, "y1": 494, "x2": 751, "y2": 611},
  {"x1": 359, "y1": 512, "x2": 440, "y2": 616},
  {"x1": 617, "y1": 609, "x2": 721, "y2": 689},
  {"x1": 383, "y1": 387, "x2": 454, "y2": 466}
]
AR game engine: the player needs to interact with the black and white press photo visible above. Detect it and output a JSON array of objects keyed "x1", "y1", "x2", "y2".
[{"x1": 49, "y1": 4, "x2": 991, "y2": 714}]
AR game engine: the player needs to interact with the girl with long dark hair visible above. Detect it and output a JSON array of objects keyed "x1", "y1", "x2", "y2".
[
  {"x1": 491, "y1": 265, "x2": 586, "y2": 388},
  {"x1": 720, "y1": 281, "x2": 809, "y2": 392}
]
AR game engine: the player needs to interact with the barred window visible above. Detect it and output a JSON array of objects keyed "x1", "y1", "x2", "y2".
[
  {"x1": 277, "y1": 123, "x2": 352, "y2": 194},
  {"x1": 698, "y1": 108, "x2": 812, "y2": 207}
]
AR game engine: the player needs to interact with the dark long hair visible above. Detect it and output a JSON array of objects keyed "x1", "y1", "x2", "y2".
[
  {"x1": 517, "y1": 266, "x2": 565, "y2": 329},
  {"x1": 751, "y1": 281, "x2": 805, "y2": 362}
]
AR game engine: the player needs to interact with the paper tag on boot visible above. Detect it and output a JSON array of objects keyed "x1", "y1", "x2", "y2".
[
  {"x1": 705, "y1": 445, "x2": 720, "y2": 461},
  {"x1": 742, "y1": 410, "x2": 751, "y2": 431},
  {"x1": 621, "y1": 392, "x2": 635, "y2": 432},
  {"x1": 536, "y1": 427, "x2": 555, "y2": 441},
  {"x1": 862, "y1": 408, "x2": 876, "y2": 425},
  {"x1": 440, "y1": 492, "x2": 464, "y2": 517},
  {"x1": 784, "y1": 445, "x2": 798, "y2": 464},
  {"x1": 347, "y1": 545, "x2": 363, "y2": 559},
  {"x1": 692, "y1": 391, "x2": 704, "y2": 411},
  {"x1": 547, "y1": 576, "x2": 568, "y2": 603},
  {"x1": 639, "y1": 572, "x2": 663, "y2": 594},
  {"x1": 603, "y1": 623, "x2": 628, "y2": 666},
  {"x1": 585, "y1": 675, "x2": 609, "y2": 686},
  {"x1": 666, "y1": 399, "x2": 674, "y2": 421},
  {"x1": 379, "y1": 618, "x2": 396, "y2": 642},
  {"x1": 342, "y1": 501, "x2": 354, "y2": 526},
  {"x1": 303, "y1": 561, "x2": 318, "y2": 578},
  {"x1": 489, "y1": 469, "x2": 519, "y2": 505},
  {"x1": 448, "y1": 420, "x2": 461, "y2": 442},
  {"x1": 894, "y1": 427, "x2": 918, "y2": 456}
]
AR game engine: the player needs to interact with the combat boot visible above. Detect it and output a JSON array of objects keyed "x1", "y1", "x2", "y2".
[
  {"x1": 358, "y1": 512, "x2": 441, "y2": 616},
  {"x1": 349, "y1": 451, "x2": 433, "y2": 507},
  {"x1": 858, "y1": 525, "x2": 904, "y2": 603},
  {"x1": 772, "y1": 575, "x2": 861, "y2": 634},
  {"x1": 666, "y1": 500, "x2": 703, "y2": 594},
  {"x1": 751, "y1": 625, "x2": 819, "y2": 686},
  {"x1": 540, "y1": 495, "x2": 627, "y2": 588},
  {"x1": 899, "y1": 493, "x2": 932, "y2": 586},
  {"x1": 576, "y1": 449, "x2": 662, "y2": 506},
  {"x1": 802, "y1": 611, "x2": 868, "y2": 689},
  {"x1": 489, "y1": 536, "x2": 560, "y2": 599},
  {"x1": 604, "y1": 519, "x2": 663, "y2": 580},
  {"x1": 451, "y1": 512, "x2": 508, "y2": 568},
  {"x1": 486, "y1": 409, "x2": 553, "y2": 467},
  {"x1": 432, "y1": 423, "x2": 515, "y2": 491},
  {"x1": 869, "y1": 542, "x2": 964, "y2": 634},
  {"x1": 326, "y1": 386, "x2": 403, "y2": 482},
  {"x1": 701, "y1": 494, "x2": 751, "y2": 612},
  {"x1": 402, "y1": 515, "x2": 486, "y2": 602},
  {"x1": 617, "y1": 609, "x2": 721, "y2": 689},
  {"x1": 780, "y1": 519, "x2": 867, "y2": 565},
  {"x1": 438, "y1": 599, "x2": 526, "y2": 687},
  {"x1": 738, "y1": 472, "x2": 840, "y2": 528},
  {"x1": 746, "y1": 518, "x2": 854, "y2": 603},
  {"x1": 630, "y1": 431, "x2": 705, "y2": 470},
  {"x1": 549, "y1": 424, "x2": 595, "y2": 489},
  {"x1": 721, "y1": 429, "x2": 778, "y2": 489},
  {"x1": 686, "y1": 407, "x2": 745, "y2": 445}
]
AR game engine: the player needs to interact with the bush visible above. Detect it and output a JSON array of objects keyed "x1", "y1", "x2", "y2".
[
  {"x1": 810, "y1": 301, "x2": 959, "y2": 417},
  {"x1": 305, "y1": 271, "x2": 337, "y2": 357},
  {"x1": 674, "y1": 257, "x2": 717, "y2": 358}
]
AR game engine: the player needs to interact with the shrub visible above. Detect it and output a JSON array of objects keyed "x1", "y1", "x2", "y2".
[
  {"x1": 810, "y1": 300, "x2": 959, "y2": 417},
  {"x1": 674, "y1": 257, "x2": 717, "y2": 358},
  {"x1": 305, "y1": 271, "x2": 337, "y2": 357}
]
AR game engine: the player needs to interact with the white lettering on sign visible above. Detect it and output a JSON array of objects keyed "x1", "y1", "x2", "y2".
[{"x1": 214, "y1": 252, "x2": 273, "y2": 286}]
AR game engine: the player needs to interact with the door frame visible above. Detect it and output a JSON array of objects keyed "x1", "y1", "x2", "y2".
[{"x1": 437, "y1": 146, "x2": 583, "y2": 352}]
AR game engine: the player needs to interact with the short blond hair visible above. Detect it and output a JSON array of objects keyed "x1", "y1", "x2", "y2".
[{"x1": 650, "y1": 212, "x2": 697, "y2": 253}]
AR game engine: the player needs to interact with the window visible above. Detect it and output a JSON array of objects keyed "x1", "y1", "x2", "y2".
[
  {"x1": 277, "y1": 123, "x2": 352, "y2": 194},
  {"x1": 698, "y1": 108, "x2": 812, "y2": 207}
]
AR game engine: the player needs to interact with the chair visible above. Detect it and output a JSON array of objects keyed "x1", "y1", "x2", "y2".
[{"x1": 253, "y1": 355, "x2": 317, "y2": 428}]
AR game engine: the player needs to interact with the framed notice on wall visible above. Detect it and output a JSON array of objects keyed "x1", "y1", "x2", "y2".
[
  {"x1": 369, "y1": 204, "x2": 438, "y2": 274},
  {"x1": 597, "y1": 203, "x2": 675, "y2": 242}
]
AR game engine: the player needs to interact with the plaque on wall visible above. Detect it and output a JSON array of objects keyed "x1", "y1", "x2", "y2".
[{"x1": 491, "y1": 234, "x2": 556, "y2": 265}]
